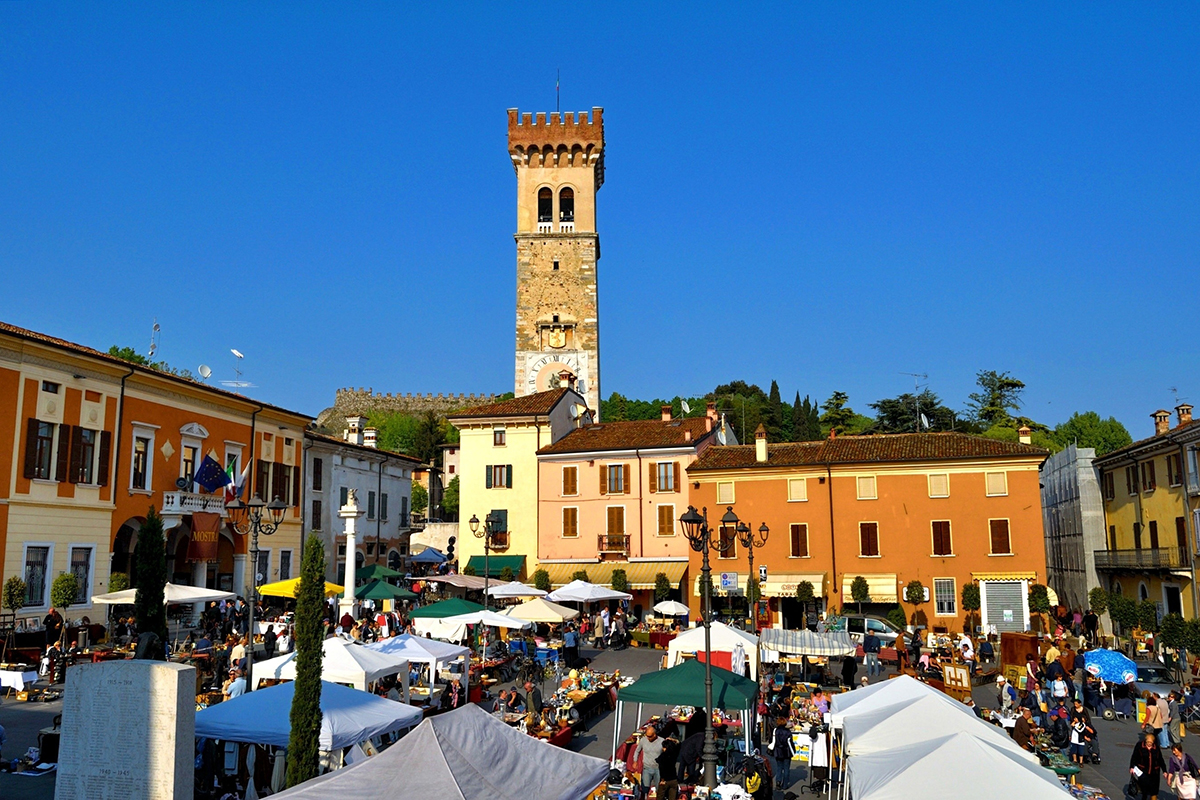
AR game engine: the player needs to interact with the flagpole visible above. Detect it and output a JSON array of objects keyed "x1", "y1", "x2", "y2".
[{"x1": 556, "y1": 68, "x2": 560, "y2": 113}]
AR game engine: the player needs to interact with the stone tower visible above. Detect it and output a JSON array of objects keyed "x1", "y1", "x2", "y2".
[{"x1": 508, "y1": 107, "x2": 604, "y2": 418}]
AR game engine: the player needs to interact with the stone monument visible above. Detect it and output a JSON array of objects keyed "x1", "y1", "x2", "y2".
[
  {"x1": 55, "y1": 660, "x2": 196, "y2": 800},
  {"x1": 339, "y1": 488, "x2": 365, "y2": 617}
]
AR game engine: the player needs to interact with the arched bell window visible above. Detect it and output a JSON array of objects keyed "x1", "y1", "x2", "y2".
[
  {"x1": 537, "y1": 188, "x2": 553, "y2": 223},
  {"x1": 559, "y1": 187, "x2": 574, "y2": 222}
]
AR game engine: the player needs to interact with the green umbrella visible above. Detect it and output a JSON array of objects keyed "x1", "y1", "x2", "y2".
[
  {"x1": 356, "y1": 563, "x2": 404, "y2": 582},
  {"x1": 408, "y1": 597, "x2": 485, "y2": 619},
  {"x1": 352, "y1": 579, "x2": 418, "y2": 601}
]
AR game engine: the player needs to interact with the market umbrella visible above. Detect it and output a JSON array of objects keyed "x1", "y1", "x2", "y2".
[
  {"x1": 652, "y1": 600, "x2": 690, "y2": 616},
  {"x1": 618, "y1": 659, "x2": 758, "y2": 710},
  {"x1": 442, "y1": 610, "x2": 532, "y2": 630},
  {"x1": 1084, "y1": 649, "x2": 1138, "y2": 684},
  {"x1": 357, "y1": 563, "x2": 404, "y2": 582},
  {"x1": 351, "y1": 580, "x2": 418, "y2": 602},
  {"x1": 410, "y1": 548, "x2": 447, "y2": 564},
  {"x1": 503, "y1": 597, "x2": 580, "y2": 624},
  {"x1": 408, "y1": 597, "x2": 486, "y2": 619},
  {"x1": 546, "y1": 579, "x2": 631, "y2": 603},
  {"x1": 258, "y1": 577, "x2": 344, "y2": 599},
  {"x1": 90, "y1": 583, "x2": 236, "y2": 605},
  {"x1": 485, "y1": 581, "x2": 546, "y2": 598}
]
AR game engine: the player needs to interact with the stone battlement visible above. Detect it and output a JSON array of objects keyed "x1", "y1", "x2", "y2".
[
  {"x1": 317, "y1": 388, "x2": 501, "y2": 428},
  {"x1": 507, "y1": 108, "x2": 604, "y2": 150}
]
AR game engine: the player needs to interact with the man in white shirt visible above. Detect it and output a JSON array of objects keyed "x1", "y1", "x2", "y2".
[{"x1": 276, "y1": 629, "x2": 292, "y2": 654}]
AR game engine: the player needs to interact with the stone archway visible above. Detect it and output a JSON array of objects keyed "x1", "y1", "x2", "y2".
[{"x1": 111, "y1": 517, "x2": 145, "y2": 586}]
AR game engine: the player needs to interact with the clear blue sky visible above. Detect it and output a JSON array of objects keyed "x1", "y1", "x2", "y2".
[{"x1": 2, "y1": 4, "x2": 1197, "y2": 436}]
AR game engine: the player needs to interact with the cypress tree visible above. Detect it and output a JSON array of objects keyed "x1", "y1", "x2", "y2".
[
  {"x1": 790, "y1": 392, "x2": 805, "y2": 442},
  {"x1": 807, "y1": 400, "x2": 820, "y2": 440},
  {"x1": 766, "y1": 380, "x2": 783, "y2": 441},
  {"x1": 287, "y1": 534, "x2": 327, "y2": 787},
  {"x1": 133, "y1": 507, "x2": 168, "y2": 644}
]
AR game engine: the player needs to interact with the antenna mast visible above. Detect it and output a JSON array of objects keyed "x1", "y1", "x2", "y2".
[{"x1": 900, "y1": 372, "x2": 929, "y2": 432}]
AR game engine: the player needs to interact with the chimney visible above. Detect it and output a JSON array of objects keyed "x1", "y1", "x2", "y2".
[
  {"x1": 705, "y1": 414, "x2": 713, "y2": 432},
  {"x1": 1177, "y1": 404, "x2": 1194, "y2": 427},
  {"x1": 706, "y1": 401, "x2": 718, "y2": 421},
  {"x1": 557, "y1": 370, "x2": 576, "y2": 390},
  {"x1": 1018, "y1": 426, "x2": 1031, "y2": 445},
  {"x1": 661, "y1": 405, "x2": 672, "y2": 422},
  {"x1": 363, "y1": 427, "x2": 378, "y2": 448},
  {"x1": 1153, "y1": 409, "x2": 1171, "y2": 436},
  {"x1": 684, "y1": 429, "x2": 692, "y2": 443},
  {"x1": 346, "y1": 416, "x2": 367, "y2": 446},
  {"x1": 754, "y1": 424, "x2": 768, "y2": 463}
]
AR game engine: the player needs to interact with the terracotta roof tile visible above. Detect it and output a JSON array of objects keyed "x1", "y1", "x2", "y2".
[
  {"x1": 539, "y1": 417, "x2": 715, "y2": 455},
  {"x1": 1094, "y1": 418, "x2": 1199, "y2": 464},
  {"x1": 448, "y1": 388, "x2": 570, "y2": 419},
  {"x1": 303, "y1": 430, "x2": 423, "y2": 463},
  {"x1": 689, "y1": 432, "x2": 1047, "y2": 471}
]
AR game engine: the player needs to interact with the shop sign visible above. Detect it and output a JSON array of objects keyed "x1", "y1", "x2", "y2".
[{"x1": 719, "y1": 572, "x2": 739, "y2": 591}]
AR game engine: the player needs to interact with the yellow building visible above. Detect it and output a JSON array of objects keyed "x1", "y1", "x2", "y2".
[
  {"x1": 448, "y1": 386, "x2": 586, "y2": 579},
  {"x1": 1094, "y1": 405, "x2": 1200, "y2": 617}
]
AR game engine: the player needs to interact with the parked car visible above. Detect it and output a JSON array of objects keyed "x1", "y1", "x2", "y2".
[
  {"x1": 1131, "y1": 661, "x2": 1182, "y2": 700},
  {"x1": 842, "y1": 615, "x2": 902, "y2": 647}
]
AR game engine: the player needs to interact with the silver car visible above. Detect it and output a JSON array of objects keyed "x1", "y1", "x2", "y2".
[
  {"x1": 843, "y1": 615, "x2": 902, "y2": 647},
  {"x1": 1131, "y1": 661, "x2": 1182, "y2": 700}
]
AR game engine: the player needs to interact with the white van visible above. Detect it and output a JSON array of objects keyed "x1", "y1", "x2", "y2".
[{"x1": 842, "y1": 615, "x2": 901, "y2": 647}]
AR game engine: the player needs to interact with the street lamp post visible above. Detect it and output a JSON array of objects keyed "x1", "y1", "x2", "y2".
[
  {"x1": 680, "y1": 504, "x2": 738, "y2": 789},
  {"x1": 468, "y1": 512, "x2": 503, "y2": 610},
  {"x1": 226, "y1": 494, "x2": 288, "y2": 692},
  {"x1": 736, "y1": 520, "x2": 770, "y2": 631}
]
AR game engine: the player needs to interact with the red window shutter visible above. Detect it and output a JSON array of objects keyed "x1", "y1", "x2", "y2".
[
  {"x1": 623, "y1": 463, "x2": 631, "y2": 494},
  {"x1": 673, "y1": 462, "x2": 681, "y2": 492},
  {"x1": 97, "y1": 430, "x2": 112, "y2": 487},
  {"x1": 22, "y1": 418, "x2": 39, "y2": 479},
  {"x1": 292, "y1": 465, "x2": 301, "y2": 507},
  {"x1": 990, "y1": 520, "x2": 1011, "y2": 554},
  {"x1": 68, "y1": 425, "x2": 84, "y2": 484},
  {"x1": 932, "y1": 521, "x2": 951, "y2": 555},
  {"x1": 648, "y1": 464, "x2": 657, "y2": 493},
  {"x1": 56, "y1": 424, "x2": 71, "y2": 482},
  {"x1": 599, "y1": 466, "x2": 607, "y2": 495}
]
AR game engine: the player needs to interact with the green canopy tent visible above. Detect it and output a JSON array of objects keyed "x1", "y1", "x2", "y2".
[
  {"x1": 353, "y1": 580, "x2": 418, "y2": 602},
  {"x1": 612, "y1": 659, "x2": 758, "y2": 761},
  {"x1": 408, "y1": 598, "x2": 486, "y2": 619},
  {"x1": 357, "y1": 563, "x2": 405, "y2": 582}
]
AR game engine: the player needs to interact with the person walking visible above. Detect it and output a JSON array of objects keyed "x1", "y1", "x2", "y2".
[
  {"x1": 1168, "y1": 691, "x2": 1183, "y2": 746},
  {"x1": 1083, "y1": 608, "x2": 1099, "y2": 646},
  {"x1": 841, "y1": 654, "x2": 858, "y2": 687},
  {"x1": 1167, "y1": 742, "x2": 1199, "y2": 800},
  {"x1": 1145, "y1": 692, "x2": 1165, "y2": 748},
  {"x1": 563, "y1": 623, "x2": 579, "y2": 666},
  {"x1": 770, "y1": 717, "x2": 796, "y2": 790},
  {"x1": 632, "y1": 724, "x2": 664, "y2": 799},
  {"x1": 1156, "y1": 692, "x2": 1172, "y2": 749},
  {"x1": 863, "y1": 630, "x2": 881, "y2": 679},
  {"x1": 1130, "y1": 731, "x2": 1166, "y2": 800}
]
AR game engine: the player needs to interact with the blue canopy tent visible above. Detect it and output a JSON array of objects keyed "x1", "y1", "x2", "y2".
[{"x1": 411, "y1": 548, "x2": 448, "y2": 564}]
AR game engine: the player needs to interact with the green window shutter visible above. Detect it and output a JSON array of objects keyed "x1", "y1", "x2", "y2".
[
  {"x1": 505, "y1": 464, "x2": 513, "y2": 489},
  {"x1": 485, "y1": 465, "x2": 493, "y2": 489}
]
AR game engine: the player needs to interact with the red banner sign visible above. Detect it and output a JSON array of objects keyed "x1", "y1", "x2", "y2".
[{"x1": 187, "y1": 512, "x2": 222, "y2": 562}]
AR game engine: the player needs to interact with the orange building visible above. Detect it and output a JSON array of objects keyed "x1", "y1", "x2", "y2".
[
  {"x1": 685, "y1": 427, "x2": 1049, "y2": 634},
  {"x1": 0, "y1": 322, "x2": 310, "y2": 623}
]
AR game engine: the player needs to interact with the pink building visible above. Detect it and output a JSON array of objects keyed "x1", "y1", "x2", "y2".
[{"x1": 536, "y1": 403, "x2": 727, "y2": 615}]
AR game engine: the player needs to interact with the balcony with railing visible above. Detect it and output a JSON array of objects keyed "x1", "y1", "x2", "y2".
[
  {"x1": 1093, "y1": 546, "x2": 1189, "y2": 571},
  {"x1": 488, "y1": 531, "x2": 510, "y2": 552},
  {"x1": 597, "y1": 534, "x2": 630, "y2": 555}
]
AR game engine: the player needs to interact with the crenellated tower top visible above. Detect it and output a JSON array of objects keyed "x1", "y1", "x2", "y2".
[{"x1": 507, "y1": 107, "x2": 605, "y2": 189}]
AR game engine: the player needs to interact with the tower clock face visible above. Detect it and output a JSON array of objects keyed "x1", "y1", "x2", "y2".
[{"x1": 525, "y1": 351, "x2": 583, "y2": 393}]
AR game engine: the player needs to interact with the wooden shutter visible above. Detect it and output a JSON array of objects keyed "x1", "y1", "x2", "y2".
[
  {"x1": 68, "y1": 425, "x2": 84, "y2": 484},
  {"x1": 673, "y1": 462, "x2": 681, "y2": 492},
  {"x1": 932, "y1": 521, "x2": 951, "y2": 555},
  {"x1": 485, "y1": 465, "x2": 493, "y2": 489},
  {"x1": 1148, "y1": 461, "x2": 1157, "y2": 491},
  {"x1": 1149, "y1": 520, "x2": 1160, "y2": 549},
  {"x1": 97, "y1": 430, "x2": 112, "y2": 487},
  {"x1": 505, "y1": 464, "x2": 513, "y2": 489},
  {"x1": 657, "y1": 505, "x2": 672, "y2": 535},
  {"x1": 563, "y1": 507, "x2": 577, "y2": 537},
  {"x1": 989, "y1": 520, "x2": 1011, "y2": 554},
  {"x1": 56, "y1": 424, "x2": 70, "y2": 482},
  {"x1": 791, "y1": 523, "x2": 809, "y2": 557},
  {"x1": 1126, "y1": 467, "x2": 1135, "y2": 495},
  {"x1": 623, "y1": 463, "x2": 631, "y2": 494},
  {"x1": 22, "y1": 418, "x2": 39, "y2": 479},
  {"x1": 272, "y1": 462, "x2": 285, "y2": 501},
  {"x1": 599, "y1": 465, "x2": 607, "y2": 495},
  {"x1": 860, "y1": 522, "x2": 878, "y2": 557},
  {"x1": 1178, "y1": 517, "x2": 1188, "y2": 550},
  {"x1": 293, "y1": 465, "x2": 301, "y2": 507},
  {"x1": 648, "y1": 463, "x2": 657, "y2": 493},
  {"x1": 313, "y1": 458, "x2": 323, "y2": 491}
]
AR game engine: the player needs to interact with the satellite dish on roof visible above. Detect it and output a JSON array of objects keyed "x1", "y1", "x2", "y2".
[
  {"x1": 920, "y1": 412, "x2": 930, "y2": 430},
  {"x1": 198, "y1": 365, "x2": 212, "y2": 380},
  {"x1": 569, "y1": 403, "x2": 587, "y2": 419},
  {"x1": 681, "y1": 399, "x2": 691, "y2": 415},
  {"x1": 717, "y1": 426, "x2": 727, "y2": 445}
]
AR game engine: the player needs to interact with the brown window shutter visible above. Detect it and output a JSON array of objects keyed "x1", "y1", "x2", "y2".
[
  {"x1": 990, "y1": 520, "x2": 1011, "y2": 554},
  {"x1": 1178, "y1": 517, "x2": 1188, "y2": 549},
  {"x1": 1149, "y1": 520, "x2": 1160, "y2": 549},
  {"x1": 272, "y1": 462, "x2": 285, "y2": 501},
  {"x1": 599, "y1": 466, "x2": 607, "y2": 495},
  {"x1": 256, "y1": 459, "x2": 267, "y2": 497},
  {"x1": 673, "y1": 462, "x2": 681, "y2": 491},
  {"x1": 623, "y1": 463, "x2": 631, "y2": 494},
  {"x1": 68, "y1": 425, "x2": 84, "y2": 484},
  {"x1": 97, "y1": 430, "x2": 112, "y2": 487},
  {"x1": 23, "y1": 418, "x2": 39, "y2": 479},
  {"x1": 648, "y1": 464, "x2": 657, "y2": 493},
  {"x1": 56, "y1": 424, "x2": 71, "y2": 482},
  {"x1": 292, "y1": 465, "x2": 301, "y2": 507},
  {"x1": 1149, "y1": 461, "x2": 1157, "y2": 490}
]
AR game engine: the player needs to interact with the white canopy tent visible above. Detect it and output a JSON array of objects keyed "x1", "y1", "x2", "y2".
[
  {"x1": 270, "y1": 704, "x2": 610, "y2": 800},
  {"x1": 546, "y1": 579, "x2": 631, "y2": 603},
  {"x1": 90, "y1": 583, "x2": 235, "y2": 605},
  {"x1": 829, "y1": 674, "x2": 944, "y2": 725},
  {"x1": 485, "y1": 581, "x2": 546, "y2": 598},
  {"x1": 844, "y1": 731, "x2": 1065, "y2": 800},
  {"x1": 666, "y1": 621, "x2": 760, "y2": 680},
  {"x1": 503, "y1": 597, "x2": 580, "y2": 624},
  {"x1": 253, "y1": 637, "x2": 411, "y2": 696},
  {"x1": 195, "y1": 680, "x2": 422, "y2": 752},
  {"x1": 652, "y1": 600, "x2": 690, "y2": 616},
  {"x1": 412, "y1": 618, "x2": 470, "y2": 642},
  {"x1": 366, "y1": 634, "x2": 471, "y2": 688},
  {"x1": 442, "y1": 610, "x2": 533, "y2": 630}
]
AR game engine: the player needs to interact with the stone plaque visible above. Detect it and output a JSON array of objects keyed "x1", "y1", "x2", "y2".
[{"x1": 55, "y1": 660, "x2": 196, "y2": 800}]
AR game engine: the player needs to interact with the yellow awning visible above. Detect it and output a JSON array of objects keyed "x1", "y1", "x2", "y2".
[
  {"x1": 541, "y1": 561, "x2": 688, "y2": 590},
  {"x1": 972, "y1": 571, "x2": 1037, "y2": 582},
  {"x1": 258, "y1": 577, "x2": 344, "y2": 599},
  {"x1": 761, "y1": 573, "x2": 826, "y2": 598},
  {"x1": 841, "y1": 574, "x2": 899, "y2": 604}
]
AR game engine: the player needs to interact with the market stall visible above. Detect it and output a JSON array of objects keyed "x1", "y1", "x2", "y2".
[
  {"x1": 366, "y1": 633, "x2": 471, "y2": 711},
  {"x1": 257, "y1": 577, "x2": 344, "y2": 599},
  {"x1": 486, "y1": 581, "x2": 547, "y2": 599},
  {"x1": 546, "y1": 579, "x2": 632, "y2": 604},
  {"x1": 269, "y1": 704, "x2": 610, "y2": 800},
  {"x1": 503, "y1": 597, "x2": 579, "y2": 624},
  {"x1": 253, "y1": 636, "x2": 410, "y2": 696},
  {"x1": 666, "y1": 621, "x2": 759, "y2": 679},
  {"x1": 90, "y1": 583, "x2": 237, "y2": 606}
]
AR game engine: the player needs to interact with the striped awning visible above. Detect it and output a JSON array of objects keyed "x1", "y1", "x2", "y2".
[
  {"x1": 972, "y1": 571, "x2": 1037, "y2": 582},
  {"x1": 540, "y1": 560, "x2": 687, "y2": 590},
  {"x1": 760, "y1": 628, "x2": 856, "y2": 658},
  {"x1": 840, "y1": 573, "x2": 899, "y2": 603}
]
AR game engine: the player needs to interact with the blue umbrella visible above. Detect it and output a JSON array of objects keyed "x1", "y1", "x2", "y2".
[
  {"x1": 410, "y1": 548, "x2": 447, "y2": 564},
  {"x1": 1084, "y1": 649, "x2": 1138, "y2": 684}
]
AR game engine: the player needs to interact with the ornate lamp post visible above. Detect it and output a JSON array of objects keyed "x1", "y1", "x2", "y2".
[
  {"x1": 735, "y1": 520, "x2": 770, "y2": 631},
  {"x1": 226, "y1": 494, "x2": 288, "y2": 691},
  {"x1": 468, "y1": 512, "x2": 503, "y2": 610},
  {"x1": 680, "y1": 504, "x2": 738, "y2": 789}
]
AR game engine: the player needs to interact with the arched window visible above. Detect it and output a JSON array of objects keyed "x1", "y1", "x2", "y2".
[
  {"x1": 559, "y1": 187, "x2": 574, "y2": 222},
  {"x1": 537, "y1": 188, "x2": 553, "y2": 223}
]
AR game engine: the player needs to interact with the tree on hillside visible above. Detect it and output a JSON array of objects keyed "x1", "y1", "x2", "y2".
[
  {"x1": 1052, "y1": 411, "x2": 1133, "y2": 456},
  {"x1": 710, "y1": 381, "x2": 771, "y2": 444},
  {"x1": 287, "y1": 534, "x2": 326, "y2": 787},
  {"x1": 965, "y1": 370, "x2": 1025, "y2": 427},
  {"x1": 766, "y1": 380, "x2": 785, "y2": 442},
  {"x1": 869, "y1": 390, "x2": 958, "y2": 433},
  {"x1": 820, "y1": 391, "x2": 857, "y2": 436},
  {"x1": 790, "y1": 393, "x2": 807, "y2": 442}
]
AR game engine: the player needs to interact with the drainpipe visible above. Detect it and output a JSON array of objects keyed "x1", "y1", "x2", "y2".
[{"x1": 826, "y1": 463, "x2": 837, "y2": 610}]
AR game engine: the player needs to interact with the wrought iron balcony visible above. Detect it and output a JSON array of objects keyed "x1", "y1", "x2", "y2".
[
  {"x1": 1093, "y1": 546, "x2": 1189, "y2": 571},
  {"x1": 487, "y1": 531, "x2": 510, "y2": 552},
  {"x1": 161, "y1": 491, "x2": 228, "y2": 518},
  {"x1": 597, "y1": 534, "x2": 630, "y2": 555}
]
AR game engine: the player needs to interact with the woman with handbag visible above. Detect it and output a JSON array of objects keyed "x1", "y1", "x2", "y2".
[
  {"x1": 1144, "y1": 691, "x2": 1164, "y2": 745},
  {"x1": 1169, "y1": 743, "x2": 1200, "y2": 800},
  {"x1": 1130, "y1": 732, "x2": 1166, "y2": 800}
]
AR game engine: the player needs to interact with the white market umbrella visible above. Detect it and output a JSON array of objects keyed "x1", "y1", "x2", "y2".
[
  {"x1": 442, "y1": 610, "x2": 532, "y2": 630},
  {"x1": 254, "y1": 637, "x2": 410, "y2": 692},
  {"x1": 653, "y1": 600, "x2": 690, "y2": 616},
  {"x1": 485, "y1": 581, "x2": 547, "y2": 598},
  {"x1": 503, "y1": 597, "x2": 580, "y2": 624},
  {"x1": 91, "y1": 583, "x2": 236, "y2": 605},
  {"x1": 546, "y1": 579, "x2": 631, "y2": 603}
]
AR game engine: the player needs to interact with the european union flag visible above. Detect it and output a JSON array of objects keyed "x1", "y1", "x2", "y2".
[{"x1": 193, "y1": 455, "x2": 233, "y2": 493}]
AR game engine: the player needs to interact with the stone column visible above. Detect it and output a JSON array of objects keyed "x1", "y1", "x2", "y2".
[
  {"x1": 232, "y1": 554, "x2": 247, "y2": 599},
  {"x1": 339, "y1": 490, "x2": 365, "y2": 619}
]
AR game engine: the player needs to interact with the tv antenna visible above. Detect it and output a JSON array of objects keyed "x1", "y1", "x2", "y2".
[
  {"x1": 1171, "y1": 387, "x2": 1188, "y2": 407},
  {"x1": 900, "y1": 372, "x2": 929, "y2": 432},
  {"x1": 221, "y1": 348, "x2": 255, "y2": 389},
  {"x1": 148, "y1": 318, "x2": 161, "y2": 360}
]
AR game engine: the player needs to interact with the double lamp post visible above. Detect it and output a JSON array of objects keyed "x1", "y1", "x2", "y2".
[
  {"x1": 226, "y1": 494, "x2": 288, "y2": 692},
  {"x1": 468, "y1": 512, "x2": 503, "y2": 610},
  {"x1": 679, "y1": 505, "x2": 767, "y2": 790}
]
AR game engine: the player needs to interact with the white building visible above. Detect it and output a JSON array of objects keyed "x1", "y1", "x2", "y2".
[
  {"x1": 1042, "y1": 443, "x2": 1108, "y2": 612},
  {"x1": 304, "y1": 417, "x2": 422, "y2": 584}
]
